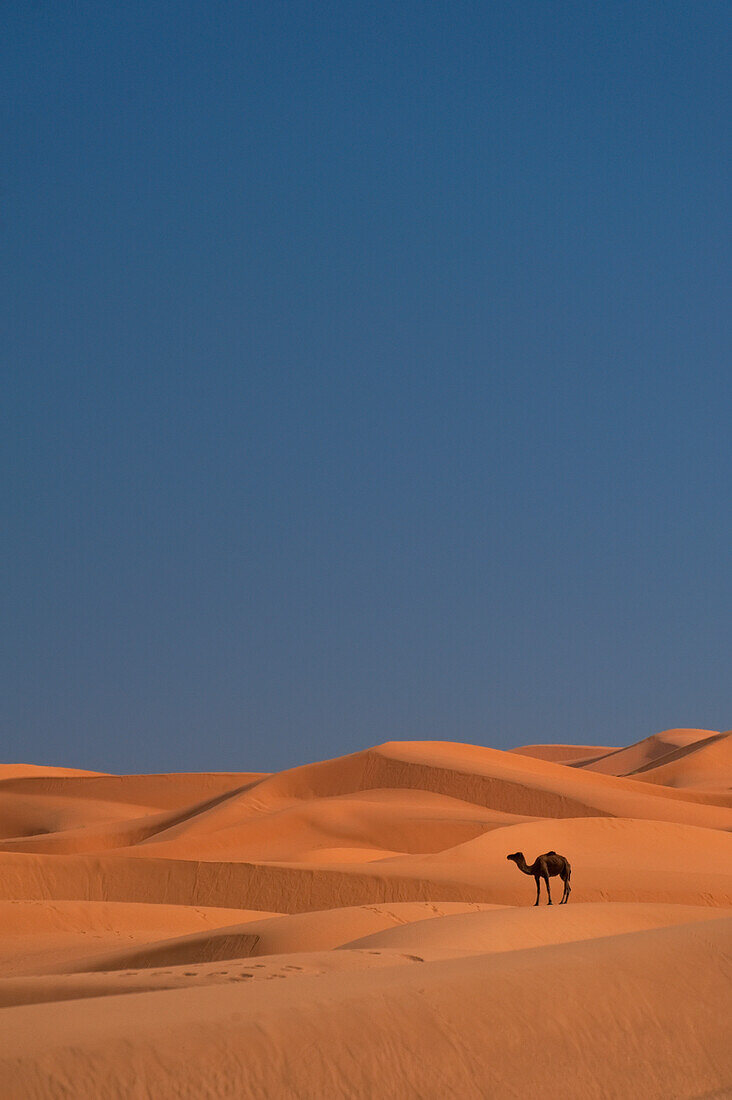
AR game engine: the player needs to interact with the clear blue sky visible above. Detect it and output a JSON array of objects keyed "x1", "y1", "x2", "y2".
[{"x1": 3, "y1": 2, "x2": 730, "y2": 773}]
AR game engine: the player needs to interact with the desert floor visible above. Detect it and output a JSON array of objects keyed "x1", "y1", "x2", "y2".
[{"x1": 1, "y1": 728, "x2": 730, "y2": 1098}]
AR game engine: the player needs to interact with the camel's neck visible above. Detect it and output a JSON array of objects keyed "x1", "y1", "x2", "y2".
[{"x1": 515, "y1": 856, "x2": 533, "y2": 875}]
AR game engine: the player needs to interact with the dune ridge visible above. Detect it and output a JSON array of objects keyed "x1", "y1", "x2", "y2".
[{"x1": 0, "y1": 726, "x2": 729, "y2": 1097}]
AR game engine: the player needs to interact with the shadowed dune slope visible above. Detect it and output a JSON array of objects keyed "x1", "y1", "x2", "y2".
[
  {"x1": 0, "y1": 765, "x2": 107, "y2": 781},
  {"x1": 510, "y1": 744, "x2": 617, "y2": 763},
  {"x1": 0, "y1": 901, "x2": 280, "y2": 978},
  {"x1": 0, "y1": 792, "x2": 160, "y2": 843}
]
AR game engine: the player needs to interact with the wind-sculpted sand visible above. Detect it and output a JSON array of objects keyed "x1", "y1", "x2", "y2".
[{"x1": 1, "y1": 729, "x2": 730, "y2": 1097}]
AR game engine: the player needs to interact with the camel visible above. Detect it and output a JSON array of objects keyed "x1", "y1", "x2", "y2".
[{"x1": 506, "y1": 851, "x2": 571, "y2": 905}]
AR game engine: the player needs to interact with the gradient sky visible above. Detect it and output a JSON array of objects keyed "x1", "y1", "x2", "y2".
[{"x1": 3, "y1": 2, "x2": 731, "y2": 774}]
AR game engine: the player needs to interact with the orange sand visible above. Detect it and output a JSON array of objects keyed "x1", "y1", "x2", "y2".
[{"x1": 0, "y1": 728, "x2": 730, "y2": 1097}]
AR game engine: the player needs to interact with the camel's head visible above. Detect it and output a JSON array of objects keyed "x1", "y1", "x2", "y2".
[{"x1": 506, "y1": 852, "x2": 523, "y2": 863}]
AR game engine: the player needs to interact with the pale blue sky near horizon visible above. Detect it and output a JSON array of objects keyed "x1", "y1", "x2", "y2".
[{"x1": 3, "y1": 2, "x2": 730, "y2": 774}]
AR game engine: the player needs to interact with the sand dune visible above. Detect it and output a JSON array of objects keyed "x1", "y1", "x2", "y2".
[
  {"x1": 2, "y1": 740, "x2": 728, "y2": 867},
  {"x1": 0, "y1": 917, "x2": 729, "y2": 1098},
  {"x1": 0, "y1": 900, "x2": 280, "y2": 978},
  {"x1": 1, "y1": 728, "x2": 730, "y2": 1096},
  {"x1": 0, "y1": 946, "x2": 428, "y2": 1011},
  {"x1": 340, "y1": 899, "x2": 730, "y2": 954},
  {"x1": 510, "y1": 743, "x2": 617, "y2": 763},
  {"x1": 629, "y1": 731, "x2": 731, "y2": 790},
  {"x1": 0, "y1": 791, "x2": 160, "y2": 843},
  {"x1": 61, "y1": 901, "x2": 504, "y2": 973},
  {"x1": 0, "y1": 771, "x2": 268, "y2": 810},
  {"x1": 0, "y1": 765, "x2": 107, "y2": 780},
  {"x1": 576, "y1": 727, "x2": 720, "y2": 776}
]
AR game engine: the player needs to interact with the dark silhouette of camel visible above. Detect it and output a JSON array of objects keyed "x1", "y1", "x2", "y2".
[{"x1": 506, "y1": 851, "x2": 571, "y2": 905}]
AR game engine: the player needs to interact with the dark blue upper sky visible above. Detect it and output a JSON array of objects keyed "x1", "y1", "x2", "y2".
[{"x1": 3, "y1": 2, "x2": 730, "y2": 773}]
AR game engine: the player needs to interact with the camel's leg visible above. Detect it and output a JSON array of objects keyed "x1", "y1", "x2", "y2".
[
  {"x1": 544, "y1": 874, "x2": 552, "y2": 904},
  {"x1": 564, "y1": 879, "x2": 571, "y2": 903},
  {"x1": 534, "y1": 876, "x2": 541, "y2": 906}
]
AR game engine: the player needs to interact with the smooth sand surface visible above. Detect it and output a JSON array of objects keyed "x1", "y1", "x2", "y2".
[
  {"x1": 1, "y1": 727, "x2": 730, "y2": 1097},
  {"x1": 509, "y1": 743, "x2": 617, "y2": 763}
]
